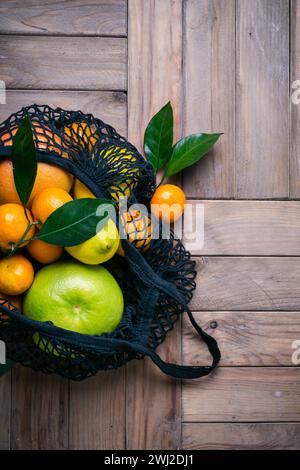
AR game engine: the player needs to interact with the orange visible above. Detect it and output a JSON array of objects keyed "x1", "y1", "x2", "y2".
[
  {"x1": 119, "y1": 209, "x2": 151, "y2": 253},
  {"x1": 27, "y1": 239, "x2": 63, "y2": 264},
  {"x1": 116, "y1": 240, "x2": 125, "y2": 257},
  {"x1": 0, "y1": 293, "x2": 22, "y2": 321},
  {"x1": 0, "y1": 160, "x2": 73, "y2": 206},
  {"x1": 0, "y1": 122, "x2": 62, "y2": 153},
  {"x1": 0, "y1": 293, "x2": 22, "y2": 311},
  {"x1": 0, "y1": 127, "x2": 18, "y2": 146},
  {"x1": 31, "y1": 122, "x2": 62, "y2": 153},
  {"x1": 151, "y1": 184, "x2": 186, "y2": 223},
  {"x1": 0, "y1": 203, "x2": 35, "y2": 250},
  {"x1": 0, "y1": 120, "x2": 72, "y2": 206},
  {"x1": 64, "y1": 122, "x2": 98, "y2": 151},
  {"x1": 31, "y1": 187, "x2": 73, "y2": 224},
  {"x1": 0, "y1": 254, "x2": 34, "y2": 295}
]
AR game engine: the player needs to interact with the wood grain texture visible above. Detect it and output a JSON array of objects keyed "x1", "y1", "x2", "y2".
[
  {"x1": 182, "y1": 423, "x2": 300, "y2": 450},
  {"x1": 126, "y1": 325, "x2": 181, "y2": 450},
  {"x1": 182, "y1": 0, "x2": 235, "y2": 198},
  {"x1": 0, "y1": 36, "x2": 127, "y2": 91},
  {"x1": 190, "y1": 257, "x2": 300, "y2": 311},
  {"x1": 0, "y1": 373, "x2": 11, "y2": 450},
  {"x1": 0, "y1": 90, "x2": 127, "y2": 137},
  {"x1": 11, "y1": 366, "x2": 68, "y2": 450},
  {"x1": 183, "y1": 367, "x2": 300, "y2": 422},
  {"x1": 184, "y1": 200, "x2": 300, "y2": 255},
  {"x1": 69, "y1": 371, "x2": 126, "y2": 450},
  {"x1": 128, "y1": 0, "x2": 182, "y2": 153},
  {"x1": 183, "y1": 311, "x2": 300, "y2": 366},
  {"x1": 236, "y1": 0, "x2": 289, "y2": 198},
  {"x1": 0, "y1": 0, "x2": 127, "y2": 36},
  {"x1": 290, "y1": 0, "x2": 300, "y2": 198},
  {"x1": 127, "y1": 0, "x2": 183, "y2": 449}
]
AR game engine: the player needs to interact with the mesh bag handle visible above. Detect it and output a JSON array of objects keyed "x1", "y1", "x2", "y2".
[
  {"x1": 123, "y1": 310, "x2": 221, "y2": 379},
  {"x1": 121, "y1": 241, "x2": 221, "y2": 378}
]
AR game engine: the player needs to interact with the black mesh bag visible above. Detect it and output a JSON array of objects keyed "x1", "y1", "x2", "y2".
[{"x1": 0, "y1": 105, "x2": 220, "y2": 381}]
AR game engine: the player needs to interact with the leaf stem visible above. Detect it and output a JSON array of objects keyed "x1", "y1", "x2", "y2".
[
  {"x1": 24, "y1": 206, "x2": 31, "y2": 224},
  {"x1": 157, "y1": 173, "x2": 166, "y2": 187},
  {"x1": 8, "y1": 221, "x2": 41, "y2": 258}
]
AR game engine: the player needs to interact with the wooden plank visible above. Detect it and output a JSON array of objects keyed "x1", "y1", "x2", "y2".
[
  {"x1": 0, "y1": 90, "x2": 127, "y2": 137},
  {"x1": 0, "y1": 0, "x2": 127, "y2": 36},
  {"x1": 190, "y1": 257, "x2": 300, "y2": 311},
  {"x1": 11, "y1": 366, "x2": 68, "y2": 449},
  {"x1": 183, "y1": 367, "x2": 300, "y2": 422},
  {"x1": 182, "y1": 0, "x2": 235, "y2": 198},
  {"x1": 290, "y1": 0, "x2": 300, "y2": 198},
  {"x1": 182, "y1": 423, "x2": 300, "y2": 450},
  {"x1": 0, "y1": 373, "x2": 11, "y2": 449},
  {"x1": 0, "y1": 36, "x2": 126, "y2": 91},
  {"x1": 127, "y1": 0, "x2": 183, "y2": 450},
  {"x1": 126, "y1": 325, "x2": 181, "y2": 450},
  {"x1": 183, "y1": 311, "x2": 300, "y2": 366},
  {"x1": 236, "y1": 0, "x2": 289, "y2": 198},
  {"x1": 69, "y1": 370, "x2": 126, "y2": 450},
  {"x1": 184, "y1": 200, "x2": 300, "y2": 255},
  {"x1": 128, "y1": 0, "x2": 182, "y2": 153}
]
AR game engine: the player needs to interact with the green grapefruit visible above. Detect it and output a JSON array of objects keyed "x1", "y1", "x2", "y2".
[{"x1": 23, "y1": 260, "x2": 124, "y2": 335}]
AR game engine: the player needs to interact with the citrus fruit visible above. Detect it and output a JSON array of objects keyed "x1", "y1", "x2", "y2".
[
  {"x1": 31, "y1": 122, "x2": 62, "y2": 153},
  {"x1": 102, "y1": 146, "x2": 140, "y2": 201},
  {"x1": 73, "y1": 179, "x2": 95, "y2": 199},
  {"x1": 116, "y1": 240, "x2": 125, "y2": 257},
  {"x1": 23, "y1": 260, "x2": 124, "y2": 335},
  {"x1": 0, "y1": 203, "x2": 35, "y2": 250},
  {"x1": 64, "y1": 122, "x2": 98, "y2": 151},
  {"x1": 0, "y1": 160, "x2": 73, "y2": 206},
  {"x1": 0, "y1": 127, "x2": 18, "y2": 146},
  {"x1": 0, "y1": 122, "x2": 62, "y2": 152},
  {"x1": 27, "y1": 239, "x2": 63, "y2": 264},
  {"x1": 31, "y1": 187, "x2": 73, "y2": 224},
  {"x1": 0, "y1": 293, "x2": 22, "y2": 321},
  {"x1": 0, "y1": 294, "x2": 22, "y2": 311},
  {"x1": 73, "y1": 144, "x2": 140, "y2": 202},
  {"x1": 120, "y1": 209, "x2": 152, "y2": 252},
  {"x1": 151, "y1": 184, "x2": 186, "y2": 223},
  {"x1": 0, "y1": 254, "x2": 34, "y2": 295},
  {"x1": 66, "y1": 218, "x2": 120, "y2": 265}
]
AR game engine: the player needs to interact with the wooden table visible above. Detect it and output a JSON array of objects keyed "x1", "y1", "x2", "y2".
[{"x1": 0, "y1": 0, "x2": 300, "y2": 450}]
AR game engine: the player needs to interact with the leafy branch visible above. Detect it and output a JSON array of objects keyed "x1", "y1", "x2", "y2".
[{"x1": 143, "y1": 102, "x2": 223, "y2": 183}]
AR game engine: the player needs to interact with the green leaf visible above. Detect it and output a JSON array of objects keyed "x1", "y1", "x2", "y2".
[
  {"x1": 0, "y1": 359, "x2": 14, "y2": 376},
  {"x1": 37, "y1": 198, "x2": 115, "y2": 246},
  {"x1": 164, "y1": 133, "x2": 223, "y2": 178},
  {"x1": 12, "y1": 116, "x2": 37, "y2": 207},
  {"x1": 143, "y1": 101, "x2": 174, "y2": 173}
]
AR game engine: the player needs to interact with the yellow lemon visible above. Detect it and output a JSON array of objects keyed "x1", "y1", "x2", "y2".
[
  {"x1": 73, "y1": 145, "x2": 140, "y2": 202},
  {"x1": 65, "y1": 218, "x2": 120, "y2": 265},
  {"x1": 73, "y1": 180, "x2": 95, "y2": 199}
]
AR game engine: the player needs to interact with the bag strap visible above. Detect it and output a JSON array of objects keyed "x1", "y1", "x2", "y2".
[
  {"x1": 122, "y1": 241, "x2": 221, "y2": 378},
  {"x1": 126, "y1": 309, "x2": 220, "y2": 379}
]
